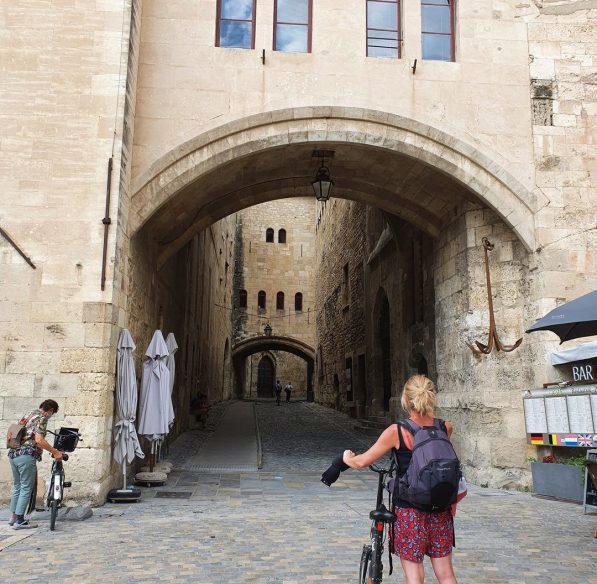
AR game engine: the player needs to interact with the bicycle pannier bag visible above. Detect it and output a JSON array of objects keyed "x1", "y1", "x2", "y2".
[
  {"x1": 394, "y1": 419, "x2": 461, "y2": 512},
  {"x1": 6, "y1": 417, "x2": 29, "y2": 449}
]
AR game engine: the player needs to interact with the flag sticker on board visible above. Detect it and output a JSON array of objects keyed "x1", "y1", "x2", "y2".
[
  {"x1": 530, "y1": 433, "x2": 544, "y2": 445},
  {"x1": 561, "y1": 435, "x2": 578, "y2": 446},
  {"x1": 548, "y1": 434, "x2": 559, "y2": 445},
  {"x1": 578, "y1": 434, "x2": 593, "y2": 447}
]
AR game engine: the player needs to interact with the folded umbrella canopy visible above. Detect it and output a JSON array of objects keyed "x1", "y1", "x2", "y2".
[
  {"x1": 138, "y1": 330, "x2": 172, "y2": 471},
  {"x1": 526, "y1": 289, "x2": 597, "y2": 343},
  {"x1": 165, "y1": 332, "x2": 178, "y2": 421},
  {"x1": 113, "y1": 329, "x2": 144, "y2": 491}
]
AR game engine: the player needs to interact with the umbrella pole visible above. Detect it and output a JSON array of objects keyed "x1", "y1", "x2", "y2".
[
  {"x1": 123, "y1": 460, "x2": 127, "y2": 490},
  {"x1": 150, "y1": 441, "x2": 155, "y2": 472}
]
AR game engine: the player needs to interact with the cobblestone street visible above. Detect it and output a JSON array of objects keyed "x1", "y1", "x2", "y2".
[{"x1": 2, "y1": 400, "x2": 596, "y2": 583}]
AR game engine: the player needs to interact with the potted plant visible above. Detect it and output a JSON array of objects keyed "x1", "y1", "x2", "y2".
[{"x1": 530, "y1": 453, "x2": 586, "y2": 503}]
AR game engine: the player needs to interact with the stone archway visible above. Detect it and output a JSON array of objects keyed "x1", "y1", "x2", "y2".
[
  {"x1": 130, "y1": 107, "x2": 537, "y2": 268},
  {"x1": 232, "y1": 335, "x2": 315, "y2": 400}
]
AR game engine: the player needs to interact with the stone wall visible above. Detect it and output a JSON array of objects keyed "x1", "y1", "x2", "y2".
[
  {"x1": 0, "y1": 0, "x2": 134, "y2": 503},
  {"x1": 315, "y1": 201, "x2": 436, "y2": 419},
  {"x1": 433, "y1": 204, "x2": 534, "y2": 488}
]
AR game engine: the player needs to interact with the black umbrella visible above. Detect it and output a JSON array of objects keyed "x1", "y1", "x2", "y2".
[{"x1": 526, "y1": 289, "x2": 597, "y2": 343}]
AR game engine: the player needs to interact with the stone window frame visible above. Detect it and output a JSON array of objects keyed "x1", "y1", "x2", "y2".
[
  {"x1": 239, "y1": 289, "x2": 248, "y2": 308},
  {"x1": 421, "y1": 0, "x2": 455, "y2": 62},
  {"x1": 273, "y1": 0, "x2": 313, "y2": 53},
  {"x1": 366, "y1": 0, "x2": 402, "y2": 59},
  {"x1": 276, "y1": 291, "x2": 285, "y2": 310},
  {"x1": 278, "y1": 228, "x2": 287, "y2": 243},
  {"x1": 215, "y1": 0, "x2": 257, "y2": 50},
  {"x1": 295, "y1": 292, "x2": 303, "y2": 312},
  {"x1": 266, "y1": 227, "x2": 274, "y2": 242},
  {"x1": 258, "y1": 290, "x2": 267, "y2": 310}
]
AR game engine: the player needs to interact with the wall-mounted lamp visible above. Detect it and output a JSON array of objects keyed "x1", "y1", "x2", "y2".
[{"x1": 311, "y1": 150, "x2": 335, "y2": 202}]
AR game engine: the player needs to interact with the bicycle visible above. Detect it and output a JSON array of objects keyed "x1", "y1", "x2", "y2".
[
  {"x1": 359, "y1": 463, "x2": 396, "y2": 584},
  {"x1": 45, "y1": 427, "x2": 82, "y2": 531}
]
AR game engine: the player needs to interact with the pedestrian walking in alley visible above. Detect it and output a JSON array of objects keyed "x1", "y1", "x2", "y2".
[
  {"x1": 7, "y1": 399, "x2": 63, "y2": 530},
  {"x1": 274, "y1": 380, "x2": 282, "y2": 405},
  {"x1": 284, "y1": 381, "x2": 293, "y2": 402},
  {"x1": 342, "y1": 375, "x2": 459, "y2": 584}
]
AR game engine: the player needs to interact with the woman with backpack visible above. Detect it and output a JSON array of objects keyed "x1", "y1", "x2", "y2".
[{"x1": 342, "y1": 374, "x2": 458, "y2": 584}]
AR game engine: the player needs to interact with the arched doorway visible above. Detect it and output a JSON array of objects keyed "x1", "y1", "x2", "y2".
[{"x1": 256, "y1": 355, "x2": 274, "y2": 398}]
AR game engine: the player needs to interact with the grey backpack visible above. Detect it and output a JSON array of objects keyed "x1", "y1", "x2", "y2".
[{"x1": 394, "y1": 419, "x2": 461, "y2": 512}]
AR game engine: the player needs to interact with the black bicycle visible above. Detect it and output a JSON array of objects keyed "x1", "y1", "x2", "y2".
[
  {"x1": 359, "y1": 463, "x2": 396, "y2": 584},
  {"x1": 45, "y1": 427, "x2": 82, "y2": 531}
]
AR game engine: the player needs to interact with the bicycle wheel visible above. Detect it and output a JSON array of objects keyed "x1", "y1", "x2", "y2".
[
  {"x1": 49, "y1": 499, "x2": 58, "y2": 531},
  {"x1": 359, "y1": 544, "x2": 371, "y2": 584}
]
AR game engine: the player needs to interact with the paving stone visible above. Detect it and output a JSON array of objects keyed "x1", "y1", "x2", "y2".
[{"x1": 1, "y1": 401, "x2": 596, "y2": 582}]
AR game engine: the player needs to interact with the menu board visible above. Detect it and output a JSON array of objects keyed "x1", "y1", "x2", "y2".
[
  {"x1": 523, "y1": 386, "x2": 597, "y2": 446},
  {"x1": 545, "y1": 396, "x2": 570, "y2": 433},
  {"x1": 567, "y1": 395, "x2": 593, "y2": 433},
  {"x1": 524, "y1": 398, "x2": 548, "y2": 433}
]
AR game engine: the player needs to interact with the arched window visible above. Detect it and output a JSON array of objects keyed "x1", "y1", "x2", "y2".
[
  {"x1": 278, "y1": 228, "x2": 287, "y2": 243},
  {"x1": 276, "y1": 291, "x2": 285, "y2": 310},
  {"x1": 239, "y1": 289, "x2": 247, "y2": 308},
  {"x1": 266, "y1": 228, "x2": 274, "y2": 242},
  {"x1": 295, "y1": 292, "x2": 303, "y2": 311},
  {"x1": 421, "y1": 0, "x2": 455, "y2": 62},
  {"x1": 258, "y1": 290, "x2": 266, "y2": 310}
]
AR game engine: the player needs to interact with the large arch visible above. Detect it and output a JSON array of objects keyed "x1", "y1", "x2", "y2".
[
  {"x1": 130, "y1": 107, "x2": 537, "y2": 267},
  {"x1": 232, "y1": 336, "x2": 315, "y2": 401},
  {"x1": 232, "y1": 335, "x2": 315, "y2": 362}
]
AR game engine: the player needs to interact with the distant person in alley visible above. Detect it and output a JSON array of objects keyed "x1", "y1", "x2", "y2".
[
  {"x1": 275, "y1": 380, "x2": 282, "y2": 405},
  {"x1": 284, "y1": 382, "x2": 293, "y2": 402}
]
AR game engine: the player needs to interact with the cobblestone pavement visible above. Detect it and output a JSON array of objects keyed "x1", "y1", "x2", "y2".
[{"x1": 1, "y1": 400, "x2": 596, "y2": 583}]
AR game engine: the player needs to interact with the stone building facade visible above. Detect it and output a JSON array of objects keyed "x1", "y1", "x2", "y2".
[
  {"x1": 232, "y1": 198, "x2": 317, "y2": 400},
  {"x1": 1, "y1": 0, "x2": 596, "y2": 501}
]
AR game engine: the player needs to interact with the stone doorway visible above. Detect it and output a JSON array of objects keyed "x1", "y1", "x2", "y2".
[{"x1": 256, "y1": 356, "x2": 274, "y2": 398}]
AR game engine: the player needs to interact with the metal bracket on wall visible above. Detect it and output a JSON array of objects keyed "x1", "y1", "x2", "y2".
[
  {"x1": 467, "y1": 237, "x2": 523, "y2": 355},
  {"x1": 0, "y1": 225, "x2": 36, "y2": 269}
]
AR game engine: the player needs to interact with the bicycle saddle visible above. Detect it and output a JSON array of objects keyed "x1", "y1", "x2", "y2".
[{"x1": 369, "y1": 506, "x2": 396, "y2": 524}]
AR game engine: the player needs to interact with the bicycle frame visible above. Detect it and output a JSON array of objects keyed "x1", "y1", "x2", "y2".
[
  {"x1": 360, "y1": 463, "x2": 396, "y2": 584},
  {"x1": 45, "y1": 427, "x2": 80, "y2": 531}
]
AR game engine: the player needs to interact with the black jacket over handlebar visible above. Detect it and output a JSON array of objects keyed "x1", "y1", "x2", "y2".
[{"x1": 321, "y1": 454, "x2": 350, "y2": 487}]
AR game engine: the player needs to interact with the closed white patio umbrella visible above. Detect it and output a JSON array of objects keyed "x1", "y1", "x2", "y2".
[
  {"x1": 108, "y1": 329, "x2": 144, "y2": 501},
  {"x1": 137, "y1": 330, "x2": 171, "y2": 473}
]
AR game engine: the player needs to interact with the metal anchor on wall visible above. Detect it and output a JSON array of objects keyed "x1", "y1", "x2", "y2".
[{"x1": 467, "y1": 237, "x2": 523, "y2": 355}]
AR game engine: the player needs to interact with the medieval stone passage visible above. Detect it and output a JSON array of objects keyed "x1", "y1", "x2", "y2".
[{"x1": 1, "y1": 1, "x2": 595, "y2": 502}]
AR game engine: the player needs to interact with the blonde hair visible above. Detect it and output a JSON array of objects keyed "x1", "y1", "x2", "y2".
[{"x1": 401, "y1": 374, "x2": 436, "y2": 417}]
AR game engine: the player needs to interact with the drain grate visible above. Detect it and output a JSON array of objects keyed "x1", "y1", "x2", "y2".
[{"x1": 155, "y1": 491, "x2": 193, "y2": 499}]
